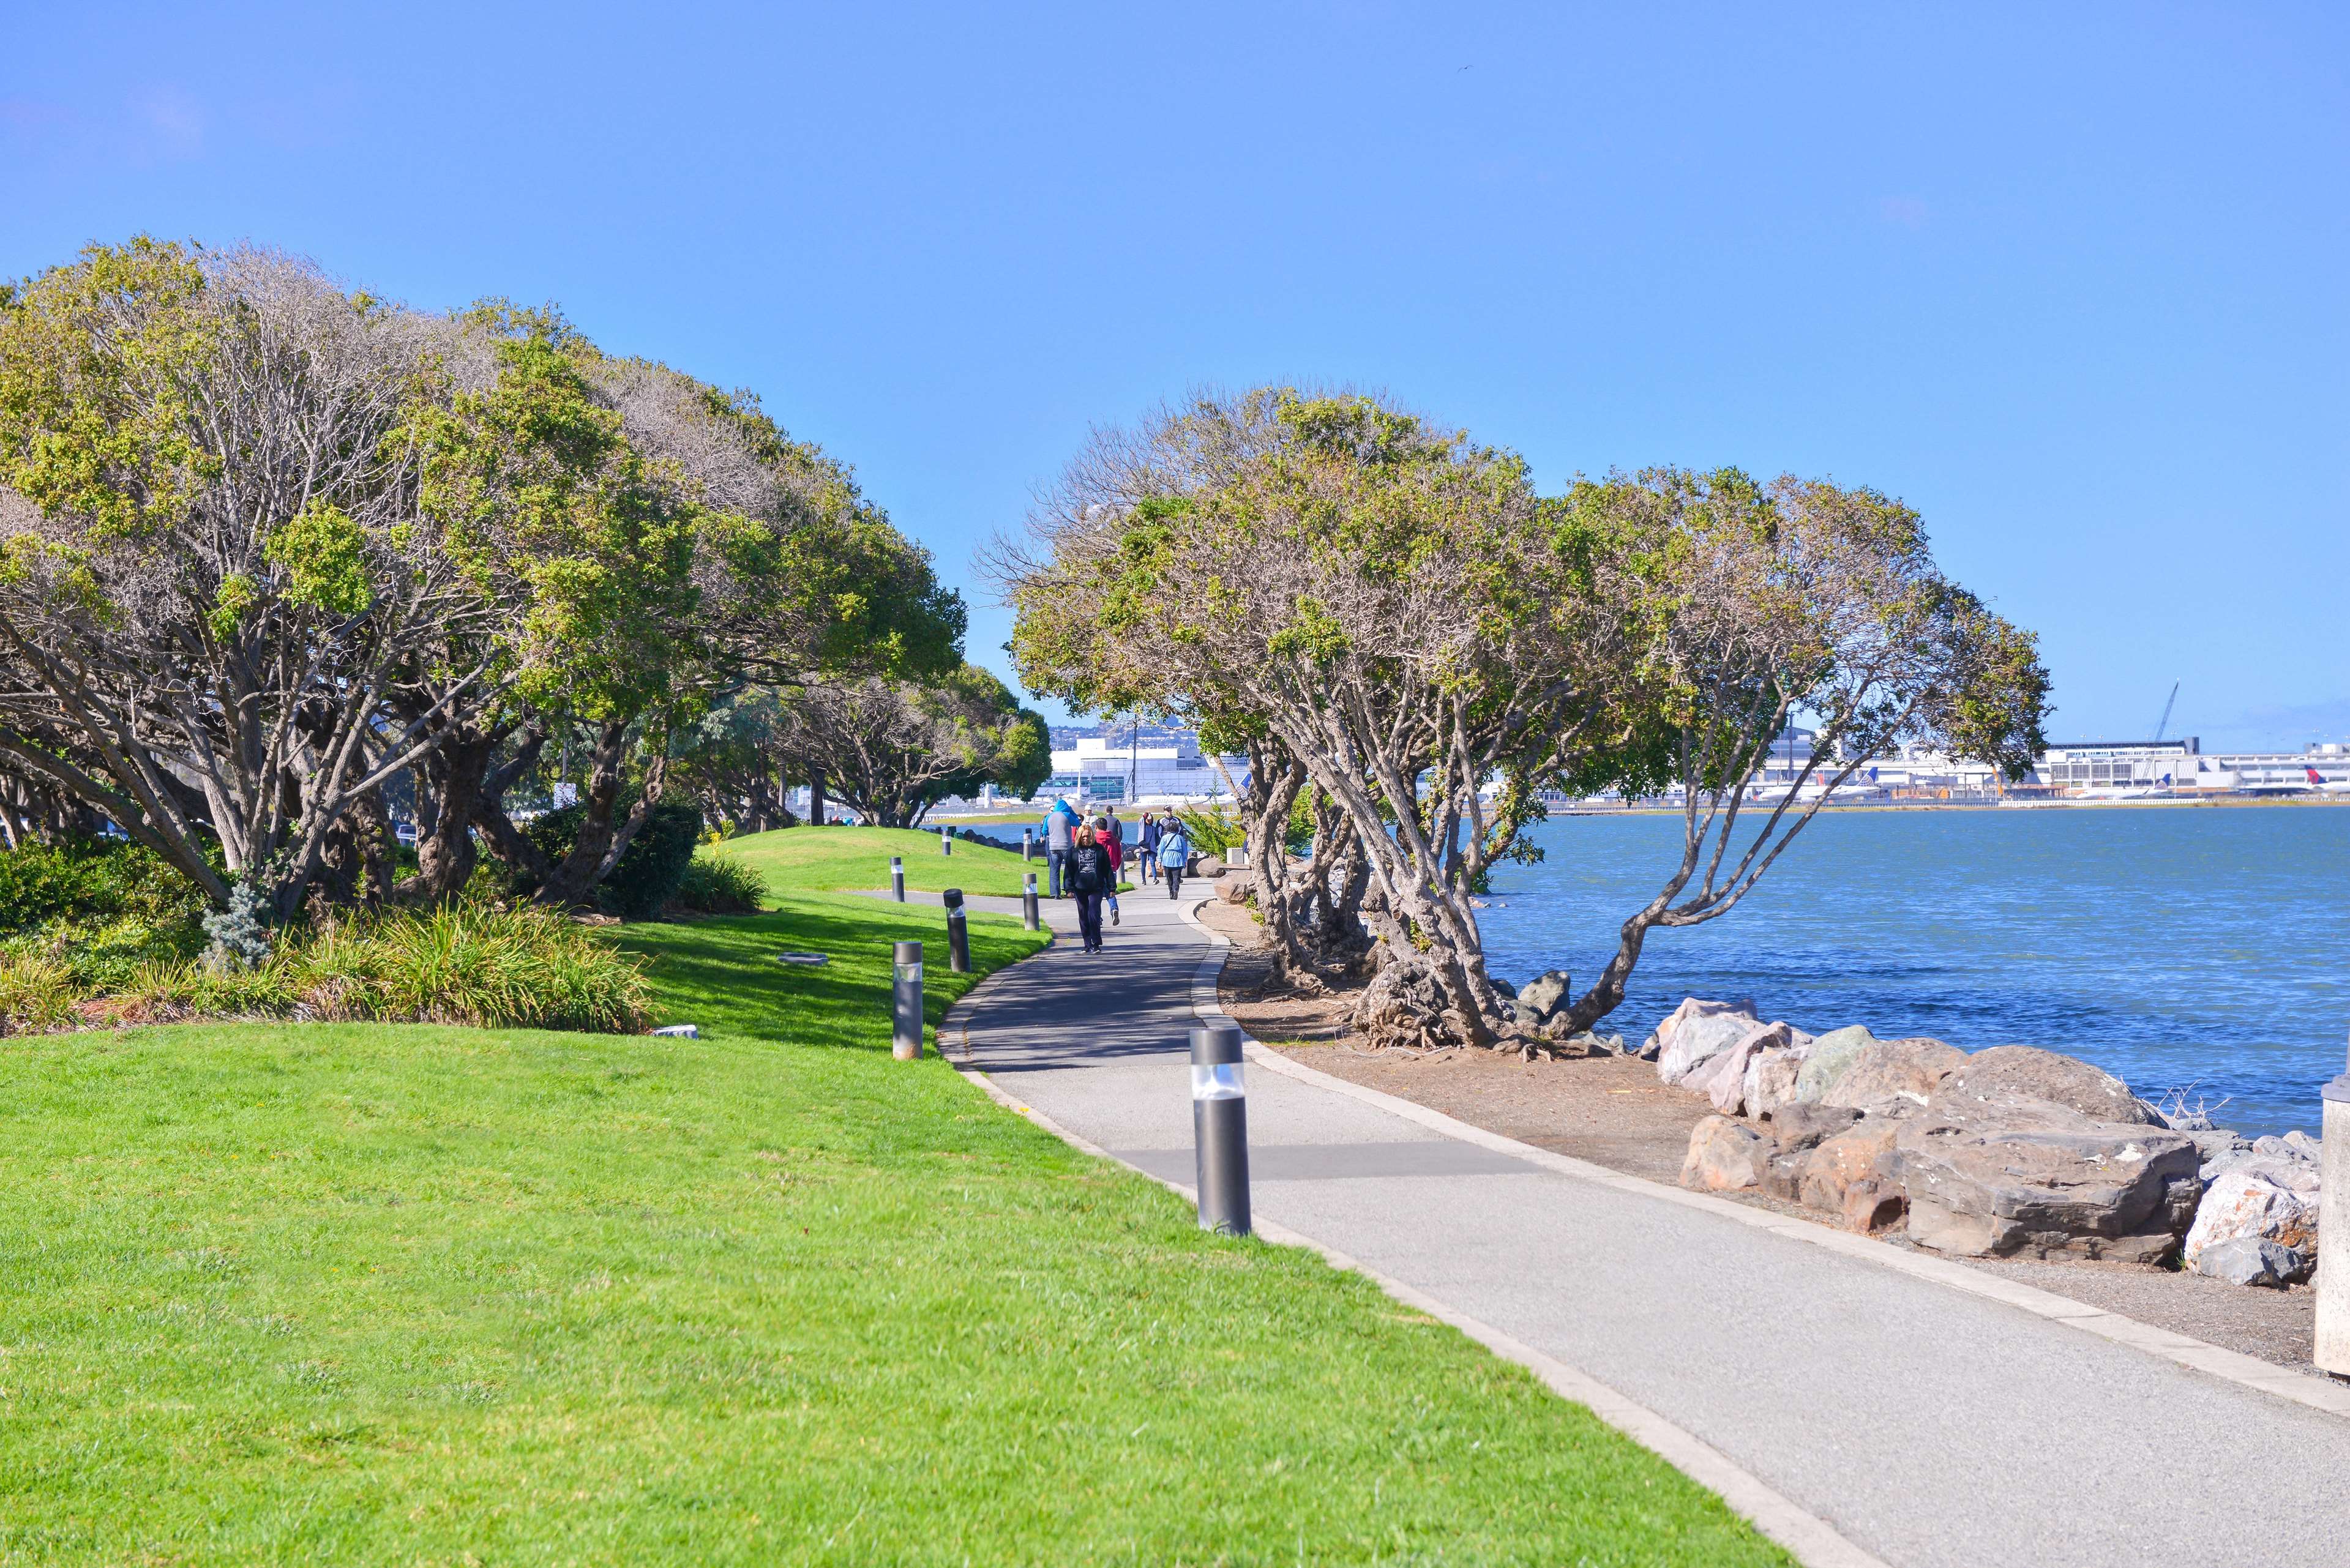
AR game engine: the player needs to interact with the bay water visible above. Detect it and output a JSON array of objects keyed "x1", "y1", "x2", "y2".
[{"x1": 1481, "y1": 805, "x2": 2350, "y2": 1138}]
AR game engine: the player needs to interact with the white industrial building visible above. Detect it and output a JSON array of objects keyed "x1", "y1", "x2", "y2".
[{"x1": 1036, "y1": 722, "x2": 1249, "y2": 805}]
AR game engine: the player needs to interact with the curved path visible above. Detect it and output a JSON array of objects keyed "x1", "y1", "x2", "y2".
[{"x1": 945, "y1": 884, "x2": 2350, "y2": 1568}]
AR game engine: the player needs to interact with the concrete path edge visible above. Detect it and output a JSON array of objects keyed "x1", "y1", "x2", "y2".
[
  {"x1": 1172, "y1": 895, "x2": 2350, "y2": 1422},
  {"x1": 935, "y1": 910, "x2": 1892, "y2": 1568}
]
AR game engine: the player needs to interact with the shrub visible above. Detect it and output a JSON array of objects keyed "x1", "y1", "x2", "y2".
[
  {"x1": 109, "y1": 905, "x2": 654, "y2": 1034},
  {"x1": 0, "y1": 952, "x2": 81, "y2": 1034},
  {"x1": 0, "y1": 840, "x2": 209, "y2": 987},
  {"x1": 522, "y1": 801, "x2": 705, "y2": 920},
  {"x1": 675, "y1": 854, "x2": 769, "y2": 915},
  {"x1": 1174, "y1": 804, "x2": 1244, "y2": 857}
]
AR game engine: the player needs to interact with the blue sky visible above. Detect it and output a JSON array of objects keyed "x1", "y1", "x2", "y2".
[{"x1": 4, "y1": 2, "x2": 2343, "y2": 747}]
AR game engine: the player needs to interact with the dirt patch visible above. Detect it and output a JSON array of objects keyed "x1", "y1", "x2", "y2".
[{"x1": 1203, "y1": 895, "x2": 2325, "y2": 1376}]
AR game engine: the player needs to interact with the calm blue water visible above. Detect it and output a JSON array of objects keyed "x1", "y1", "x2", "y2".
[{"x1": 1480, "y1": 807, "x2": 2350, "y2": 1138}]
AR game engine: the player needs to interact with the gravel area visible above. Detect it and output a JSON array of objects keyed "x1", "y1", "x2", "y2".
[{"x1": 1199, "y1": 890, "x2": 2327, "y2": 1378}]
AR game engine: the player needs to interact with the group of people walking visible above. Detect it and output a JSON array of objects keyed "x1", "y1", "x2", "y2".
[{"x1": 1038, "y1": 799, "x2": 1194, "y2": 954}]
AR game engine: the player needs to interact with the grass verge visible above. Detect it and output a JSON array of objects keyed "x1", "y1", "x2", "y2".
[
  {"x1": 0, "y1": 887, "x2": 1784, "y2": 1565},
  {"x1": 716, "y1": 823, "x2": 1040, "y2": 897}
]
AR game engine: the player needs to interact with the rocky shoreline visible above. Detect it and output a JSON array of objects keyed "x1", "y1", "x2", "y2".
[{"x1": 1502, "y1": 979, "x2": 2326, "y2": 1291}]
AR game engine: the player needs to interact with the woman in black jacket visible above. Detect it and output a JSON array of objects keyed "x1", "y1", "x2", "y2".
[{"x1": 1065, "y1": 825, "x2": 1113, "y2": 952}]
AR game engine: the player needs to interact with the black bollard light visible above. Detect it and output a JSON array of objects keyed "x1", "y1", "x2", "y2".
[
  {"x1": 890, "y1": 856, "x2": 905, "y2": 902},
  {"x1": 1022, "y1": 827, "x2": 1034, "y2": 861},
  {"x1": 1190, "y1": 1021, "x2": 1251, "y2": 1236},
  {"x1": 1021, "y1": 872, "x2": 1040, "y2": 931},
  {"x1": 940, "y1": 825, "x2": 952, "y2": 856},
  {"x1": 891, "y1": 940, "x2": 923, "y2": 1060},
  {"x1": 943, "y1": 887, "x2": 971, "y2": 973}
]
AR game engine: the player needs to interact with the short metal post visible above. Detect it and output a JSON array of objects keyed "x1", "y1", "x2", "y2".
[
  {"x1": 1191, "y1": 1021, "x2": 1251, "y2": 1236},
  {"x1": 2318, "y1": 1027, "x2": 2350, "y2": 1375},
  {"x1": 1022, "y1": 872, "x2": 1039, "y2": 931},
  {"x1": 940, "y1": 825, "x2": 952, "y2": 856},
  {"x1": 890, "y1": 856, "x2": 905, "y2": 902},
  {"x1": 943, "y1": 888, "x2": 970, "y2": 974},
  {"x1": 891, "y1": 941, "x2": 923, "y2": 1060},
  {"x1": 1022, "y1": 827, "x2": 1034, "y2": 861}
]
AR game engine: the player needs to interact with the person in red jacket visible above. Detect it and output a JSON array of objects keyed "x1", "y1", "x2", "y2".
[{"x1": 1095, "y1": 814, "x2": 1123, "y2": 925}]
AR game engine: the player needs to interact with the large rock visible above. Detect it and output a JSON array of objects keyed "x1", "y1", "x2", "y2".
[
  {"x1": 1821, "y1": 1038, "x2": 1967, "y2": 1116},
  {"x1": 2182, "y1": 1166, "x2": 2321, "y2": 1267},
  {"x1": 1685, "y1": 1021, "x2": 1794, "y2": 1115},
  {"x1": 1936, "y1": 1045, "x2": 2158, "y2": 1126},
  {"x1": 1766, "y1": 1102, "x2": 1862, "y2": 1149},
  {"x1": 2190, "y1": 1130, "x2": 2255, "y2": 1180},
  {"x1": 1655, "y1": 999, "x2": 1761, "y2": 1086},
  {"x1": 1195, "y1": 854, "x2": 1226, "y2": 878},
  {"x1": 1742, "y1": 1047, "x2": 1807, "y2": 1121},
  {"x1": 1892, "y1": 1094, "x2": 2201, "y2": 1262},
  {"x1": 1682, "y1": 1116, "x2": 1773, "y2": 1191},
  {"x1": 1792, "y1": 1025, "x2": 1877, "y2": 1103},
  {"x1": 1799, "y1": 1122, "x2": 1901, "y2": 1214},
  {"x1": 2193, "y1": 1236, "x2": 2314, "y2": 1288},
  {"x1": 1516, "y1": 969, "x2": 1572, "y2": 1026}
]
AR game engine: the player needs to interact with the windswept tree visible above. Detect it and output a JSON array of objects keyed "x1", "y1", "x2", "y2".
[
  {"x1": 0, "y1": 241, "x2": 495, "y2": 919},
  {"x1": 1002, "y1": 387, "x2": 2049, "y2": 1051},
  {"x1": 1547, "y1": 468, "x2": 2048, "y2": 1034},
  {"x1": 779, "y1": 663, "x2": 1047, "y2": 827}
]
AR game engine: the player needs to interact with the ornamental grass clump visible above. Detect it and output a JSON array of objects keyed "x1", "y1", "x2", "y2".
[
  {"x1": 675, "y1": 853, "x2": 769, "y2": 914},
  {"x1": 0, "y1": 952, "x2": 81, "y2": 1034}
]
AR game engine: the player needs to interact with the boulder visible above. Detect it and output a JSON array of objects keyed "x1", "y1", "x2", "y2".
[
  {"x1": 1195, "y1": 854, "x2": 1226, "y2": 878},
  {"x1": 1760, "y1": 1148, "x2": 1811, "y2": 1204},
  {"x1": 1892, "y1": 1095, "x2": 2201, "y2": 1262},
  {"x1": 1682, "y1": 1116, "x2": 1773, "y2": 1191},
  {"x1": 1799, "y1": 1122, "x2": 1901, "y2": 1214},
  {"x1": 1634, "y1": 1032, "x2": 1661, "y2": 1062},
  {"x1": 1217, "y1": 878, "x2": 1249, "y2": 904},
  {"x1": 1655, "y1": 999, "x2": 1762, "y2": 1086},
  {"x1": 2193, "y1": 1236, "x2": 2314, "y2": 1288},
  {"x1": 1743, "y1": 1047, "x2": 1806, "y2": 1121},
  {"x1": 1821, "y1": 1038, "x2": 1967, "y2": 1116},
  {"x1": 1840, "y1": 1178, "x2": 1908, "y2": 1234},
  {"x1": 2283, "y1": 1129, "x2": 2322, "y2": 1162},
  {"x1": 1792, "y1": 1025, "x2": 1877, "y2": 1103},
  {"x1": 1686, "y1": 1021, "x2": 1795, "y2": 1115},
  {"x1": 1765, "y1": 1102, "x2": 1862, "y2": 1151},
  {"x1": 2182, "y1": 1166, "x2": 2321, "y2": 1267},
  {"x1": 1516, "y1": 969, "x2": 1572, "y2": 1025},
  {"x1": 2190, "y1": 1130, "x2": 2254, "y2": 1181},
  {"x1": 1936, "y1": 1045, "x2": 2157, "y2": 1126}
]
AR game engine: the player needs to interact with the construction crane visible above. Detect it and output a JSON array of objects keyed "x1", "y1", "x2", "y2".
[{"x1": 2152, "y1": 681, "x2": 2180, "y2": 743}]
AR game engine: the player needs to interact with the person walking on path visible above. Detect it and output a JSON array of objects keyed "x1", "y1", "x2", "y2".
[
  {"x1": 1156, "y1": 818, "x2": 1191, "y2": 900},
  {"x1": 1065, "y1": 824, "x2": 1114, "y2": 952},
  {"x1": 1096, "y1": 814, "x2": 1124, "y2": 926},
  {"x1": 1137, "y1": 810, "x2": 1162, "y2": 884},
  {"x1": 1042, "y1": 797, "x2": 1078, "y2": 897}
]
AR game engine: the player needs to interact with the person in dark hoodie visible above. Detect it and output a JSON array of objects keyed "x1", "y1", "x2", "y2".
[{"x1": 1065, "y1": 824, "x2": 1114, "y2": 952}]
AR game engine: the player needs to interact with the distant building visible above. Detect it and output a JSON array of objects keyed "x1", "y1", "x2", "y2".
[
  {"x1": 2034, "y1": 738, "x2": 2200, "y2": 791},
  {"x1": 1037, "y1": 721, "x2": 1249, "y2": 805}
]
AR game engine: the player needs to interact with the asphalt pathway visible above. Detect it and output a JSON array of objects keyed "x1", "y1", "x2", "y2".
[{"x1": 954, "y1": 885, "x2": 2350, "y2": 1568}]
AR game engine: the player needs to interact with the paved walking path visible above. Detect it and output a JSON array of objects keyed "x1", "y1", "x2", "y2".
[{"x1": 948, "y1": 886, "x2": 2350, "y2": 1568}]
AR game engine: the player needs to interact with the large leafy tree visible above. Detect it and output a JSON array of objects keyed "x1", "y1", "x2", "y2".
[
  {"x1": 779, "y1": 663, "x2": 1047, "y2": 828},
  {"x1": 1005, "y1": 388, "x2": 2049, "y2": 1051},
  {"x1": 0, "y1": 240, "x2": 494, "y2": 919}
]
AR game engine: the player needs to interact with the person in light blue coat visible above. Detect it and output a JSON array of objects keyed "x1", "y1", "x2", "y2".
[{"x1": 1156, "y1": 819, "x2": 1192, "y2": 900}]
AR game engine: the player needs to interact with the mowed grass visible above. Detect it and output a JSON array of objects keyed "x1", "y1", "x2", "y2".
[
  {"x1": 718, "y1": 823, "x2": 1040, "y2": 897},
  {"x1": 0, "y1": 886, "x2": 1786, "y2": 1565}
]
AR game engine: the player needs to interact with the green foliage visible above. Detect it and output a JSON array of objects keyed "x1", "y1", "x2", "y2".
[
  {"x1": 1175, "y1": 803, "x2": 1244, "y2": 856},
  {"x1": 264, "y1": 501, "x2": 375, "y2": 619},
  {"x1": 0, "y1": 951, "x2": 80, "y2": 1034},
  {"x1": 112, "y1": 905, "x2": 653, "y2": 1033},
  {"x1": 673, "y1": 852, "x2": 769, "y2": 914},
  {"x1": 523, "y1": 800, "x2": 703, "y2": 919},
  {"x1": 0, "y1": 839, "x2": 211, "y2": 987},
  {"x1": 720, "y1": 824, "x2": 1040, "y2": 897}
]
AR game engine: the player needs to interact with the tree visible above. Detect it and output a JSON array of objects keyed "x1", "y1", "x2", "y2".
[
  {"x1": 0, "y1": 240, "x2": 496, "y2": 920},
  {"x1": 1547, "y1": 468, "x2": 2049, "y2": 1034},
  {"x1": 779, "y1": 663, "x2": 1044, "y2": 827},
  {"x1": 1004, "y1": 389, "x2": 2049, "y2": 1051}
]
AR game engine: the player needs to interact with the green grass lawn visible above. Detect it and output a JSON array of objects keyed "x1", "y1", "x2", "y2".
[
  {"x1": 716, "y1": 823, "x2": 1041, "y2": 897},
  {"x1": 0, "y1": 885, "x2": 1786, "y2": 1565}
]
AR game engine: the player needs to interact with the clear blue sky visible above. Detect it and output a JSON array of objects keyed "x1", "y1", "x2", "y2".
[{"x1": 6, "y1": 3, "x2": 2343, "y2": 747}]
